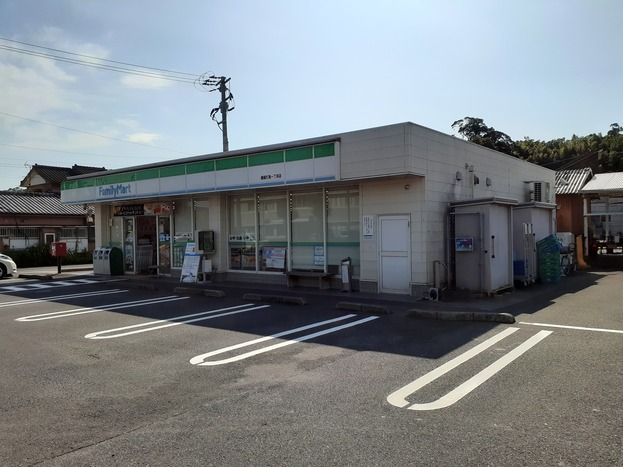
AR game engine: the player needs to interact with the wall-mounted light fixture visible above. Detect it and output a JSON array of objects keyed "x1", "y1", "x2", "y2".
[
  {"x1": 473, "y1": 175, "x2": 480, "y2": 185},
  {"x1": 486, "y1": 177, "x2": 492, "y2": 187},
  {"x1": 455, "y1": 171, "x2": 462, "y2": 181}
]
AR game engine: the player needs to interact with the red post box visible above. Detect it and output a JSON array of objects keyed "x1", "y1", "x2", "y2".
[{"x1": 51, "y1": 241, "x2": 67, "y2": 257}]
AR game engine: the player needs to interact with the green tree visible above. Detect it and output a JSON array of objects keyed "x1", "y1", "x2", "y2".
[{"x1": 451, "y1": 117, "x2": 515, "y2": 155}]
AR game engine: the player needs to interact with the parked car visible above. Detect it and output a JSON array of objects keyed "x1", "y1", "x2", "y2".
[{"x1": 0, "y1": 253, "x2": 18, "y2": 278}]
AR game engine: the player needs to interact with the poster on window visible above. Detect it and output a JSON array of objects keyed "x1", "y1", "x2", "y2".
[
  {"x1": 313, "y1": 245, "x2": 325, "y2": 266},
  {"x1": 263, "y1": 247, "x2": 286, "y2": 270}
]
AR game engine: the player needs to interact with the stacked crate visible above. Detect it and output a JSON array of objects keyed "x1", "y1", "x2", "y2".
[{"x1": 536, "y1": 235, "x2": 561, "y2": 283}]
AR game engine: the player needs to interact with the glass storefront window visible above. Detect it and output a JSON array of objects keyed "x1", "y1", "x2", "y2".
[
  {"x1": 291, "y1": 191, "x2": 324, "y2": 270},
  {"x1": 258, "y1": 193, "x2": 287, "y2": 272},
  {"x1": 327, "y1": 188, "x2": 360, "y2": 275},
  {"x1": 587, "y1": 196, "x2": 623, "y2": 256},
  {"x1": 158, "y1": 217, "x2": 171, "y2": 273},
  {"x1": 229, "y1": 195, "x2": 256, "y2": 270},
  {"x1": 226, "y1": 188, "x2": 360, "y2": 275},
  {"x1": 123, "y1": 217, "x2": 135, "y2": 272},
  {"x1": 110, "y1": 216, "x2": 123, "y2": 248}
]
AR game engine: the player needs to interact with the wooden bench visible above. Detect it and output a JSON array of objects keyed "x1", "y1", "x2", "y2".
[{"x1": 286, "y1": 270, "x2": 332, "y2": 289}]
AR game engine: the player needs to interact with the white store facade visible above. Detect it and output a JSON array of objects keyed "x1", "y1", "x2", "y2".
[{"x1": 61, "y1": 122, "x2": 555, "y2": 295}]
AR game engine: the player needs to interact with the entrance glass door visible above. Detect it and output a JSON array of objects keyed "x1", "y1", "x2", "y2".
[
  {"x1": 158, "y1": 216, "x2": 171, "y2": 274},
  {"x1": 123, "y1": 217, "x2": 135, "y2": 273}
]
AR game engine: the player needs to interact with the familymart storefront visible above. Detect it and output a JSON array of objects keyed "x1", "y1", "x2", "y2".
[{"x1": 61, "y1": 141, "x2": 363, "y2": 287}]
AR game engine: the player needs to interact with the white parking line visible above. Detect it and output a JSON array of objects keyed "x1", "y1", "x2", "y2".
[
  {"x1": 387, "y1": 328, "x2": 552, "y2": 411},
  {"x1": 190, "y1": 314, "x2": 379, "y2": 366},
  {"x1": 0, "y1": 289, "x2": 128, "y2": 308},
  {"x1": 85, "y1": 303, "x2": 270, "y2": 339},
  {"x1": 15, "y1": 295, "x2": 188, "y2": 322},
  {"x1": 519, "y1": 322, "x2": 623, "y2": 334},
  {"x1": 0, "y1": 278, "x2": 124, "y2": 293}
]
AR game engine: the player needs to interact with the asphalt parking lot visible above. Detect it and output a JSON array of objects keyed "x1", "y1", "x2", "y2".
[{"x1": 0, "y1": 272, "x2": 621, "y2": 466}]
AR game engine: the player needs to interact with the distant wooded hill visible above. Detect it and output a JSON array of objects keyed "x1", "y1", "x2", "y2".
[{"x1": 451, "y1": 117, "x2": 623, "y2": 173}]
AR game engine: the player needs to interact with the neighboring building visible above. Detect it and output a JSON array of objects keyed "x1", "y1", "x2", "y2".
[
  {"x1": 0, "y1": 191, "x2": 93, "y2": 252},
  {"x1": 555, "y1": 168, "x2": 593, "y2": 236},
  {"x1": 61, "y1": 122, "x2": 555, "y2": 295},
  {"x1": 21, "y1": 164, "x2": 106, "y2": 193},
  {"x1": 580, "y1": 171, "x2": 623, "y2": 267}
]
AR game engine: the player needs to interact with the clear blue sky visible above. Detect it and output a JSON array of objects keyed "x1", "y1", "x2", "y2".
[{"x1": 1, "y1": 0, "x2": 621, "y2": 189}]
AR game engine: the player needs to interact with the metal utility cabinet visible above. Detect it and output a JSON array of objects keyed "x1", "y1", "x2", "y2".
[
  {"x1": 512, "y1": 202, "x2": 556, "y2": 285},
  {"x1": 450, "y1": 198, "x2": 517, "y2": 294}
]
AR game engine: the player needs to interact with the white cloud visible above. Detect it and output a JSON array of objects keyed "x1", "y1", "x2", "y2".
[
  {"x1": 34, "y1": 26, "x2": 111, "y2": 60},
  {"x1": 127, "y1": 132, "x2": 161, "y2": 144},
  {"x1": 120, "y1": 74, "x2": 172, "y2": 89}
]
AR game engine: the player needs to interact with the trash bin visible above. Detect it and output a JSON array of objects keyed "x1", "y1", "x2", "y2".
[
  {"x1": 100, "y1": 248, "x2": 112, "y2": 275},
  {"x1": 340, "y1": 257, "x2": 352, "y2": 292},
  {"x1": 93, "y1": 248, "x2": 104, "y2": 275},
  {"x1": 109, "y1": 247, "x2": 124, "y2": 275}
]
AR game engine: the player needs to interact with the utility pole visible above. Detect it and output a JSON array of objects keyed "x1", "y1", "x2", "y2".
[
  {"x1": 218, "y1": 77, "x2": 230, "y2": 152},
  {"x1": 199, "y1": 75, "x2": 234, "y2": 152}
]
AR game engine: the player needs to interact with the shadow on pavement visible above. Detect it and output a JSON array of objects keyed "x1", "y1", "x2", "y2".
[{"x1": 0, "y1": 270, "x2": 615, "y2": 361}]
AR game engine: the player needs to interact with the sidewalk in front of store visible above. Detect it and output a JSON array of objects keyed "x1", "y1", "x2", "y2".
[
  {"x1": 17, "y1": 264, "x2": 94, "y2": 279},
  {"x1": 9, "y1": 264, "x2": 605, "y2": 319},
  {"x1": 111, "y1": 269, "x2": 603, "y2": 318}
]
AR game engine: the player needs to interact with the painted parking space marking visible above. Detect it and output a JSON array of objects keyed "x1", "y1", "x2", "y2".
[
  {"x1": 190, "y1": 314, "x2": 379, "y2": 366},
  {"x1": 387, "y1": 328, "x2": 552, "y2": 411},
  {"x1": 85, "y1": 303, "x2": 270, "y2": 339},
  {"x1": 519, "y1": 321, "x2": 623, "y2": 334},
  {"x1": 23, "y1": 283, "x2": 55, "y2": 289},
  {"x1": 0, "y1": 289, "x2": 128, "y2": 308},
  {"x1": 15, "y1": 295, "x2": 188, "y2": 322},
  {"x1": 0, "y1": 278, "x2": 123, "y2": 293}
]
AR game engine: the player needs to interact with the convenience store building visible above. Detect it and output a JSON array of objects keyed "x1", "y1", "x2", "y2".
[{"x1": 61, "y1": 122, "x2": 555, "y2": 295}]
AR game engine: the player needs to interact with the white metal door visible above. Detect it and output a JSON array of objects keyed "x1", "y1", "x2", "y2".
[{"x1": 379, "y1": 215, "x2": 411, "y2": 294}]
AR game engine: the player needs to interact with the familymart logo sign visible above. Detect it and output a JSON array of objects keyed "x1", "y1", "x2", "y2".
[{"x1": 97, "y1": 183, "x2": 133, "y2": 199}]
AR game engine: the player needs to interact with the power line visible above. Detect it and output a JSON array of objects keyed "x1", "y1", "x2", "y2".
[
  {"x1": 0, "y1": 44, "x2": 196, "y2": 84},
  {"x1": 0, "y1": 111, "x2": 190, "y2": 155},
  {"x1": 0, "y1": 36, "x2": 198, "y2": 77}
]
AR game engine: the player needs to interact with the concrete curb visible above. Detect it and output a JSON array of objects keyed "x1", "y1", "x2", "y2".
[
  {"x1": 204, "y1": 289, "x2": 226, "y2": 298},
  {"x1": 242, "y1": 293, "x2": 306, "y2": 305},
  {"x1": 19, "y1": 274, "x2": 54, "y2": 280},
  {"x1": 174, "y1": 287, "x2": 205, "y2": 295},
  {"x1": 409, "y1": 309, "x2": 515, "y2": 323},
  {"x1": 336, "y1": 302, "x2": 390, "y2": 315}
]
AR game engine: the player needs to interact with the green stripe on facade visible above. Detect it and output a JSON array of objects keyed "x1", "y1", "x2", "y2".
[
  {"x1": 159, "y1": 165, "x2": 186, "y2": 178},
  {"x1": 61, "y1": 141, "x2": 337, "y2": 191},
  {"x1": 314, "y1": 143, "x2": 335, "y2": 158},
  {"x1": 216, "y1": 156, "x2": 247, "y2": 171},
  {"x1": 248, "y1": 151, "x2": 284, "y2": 167},
  {"x1": 186, "y1": 160, "x2": 215, "y2": 174},
  {"x1": 97, "y1": 172, "x2": 135, "y2": 185},
  {"x1": 135, "y1": 168, "x2": 159, "y2": 181},
  {"x1": 77, "y1": 178, "x2": 95, "y2": 188},
  {"x1": 285, "y1": 146, "x2": 313, "y2": 162}
]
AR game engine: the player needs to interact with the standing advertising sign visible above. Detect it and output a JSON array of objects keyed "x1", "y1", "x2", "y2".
[{"x1": 180, "y1": 242, "x2": 201, "y2": 283}]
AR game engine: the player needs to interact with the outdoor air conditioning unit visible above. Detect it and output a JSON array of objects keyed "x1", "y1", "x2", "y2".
[{"x1": 526, "y1": 181, "x2": 550, "y2": 203}]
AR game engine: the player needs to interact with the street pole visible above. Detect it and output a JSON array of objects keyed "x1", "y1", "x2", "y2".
[
  {"x1": 200, "y1": 74, "x2": 234, "y2": 152},
  {"x1": 218, "y1": 77, "x2": 231, "y2": 152}
]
